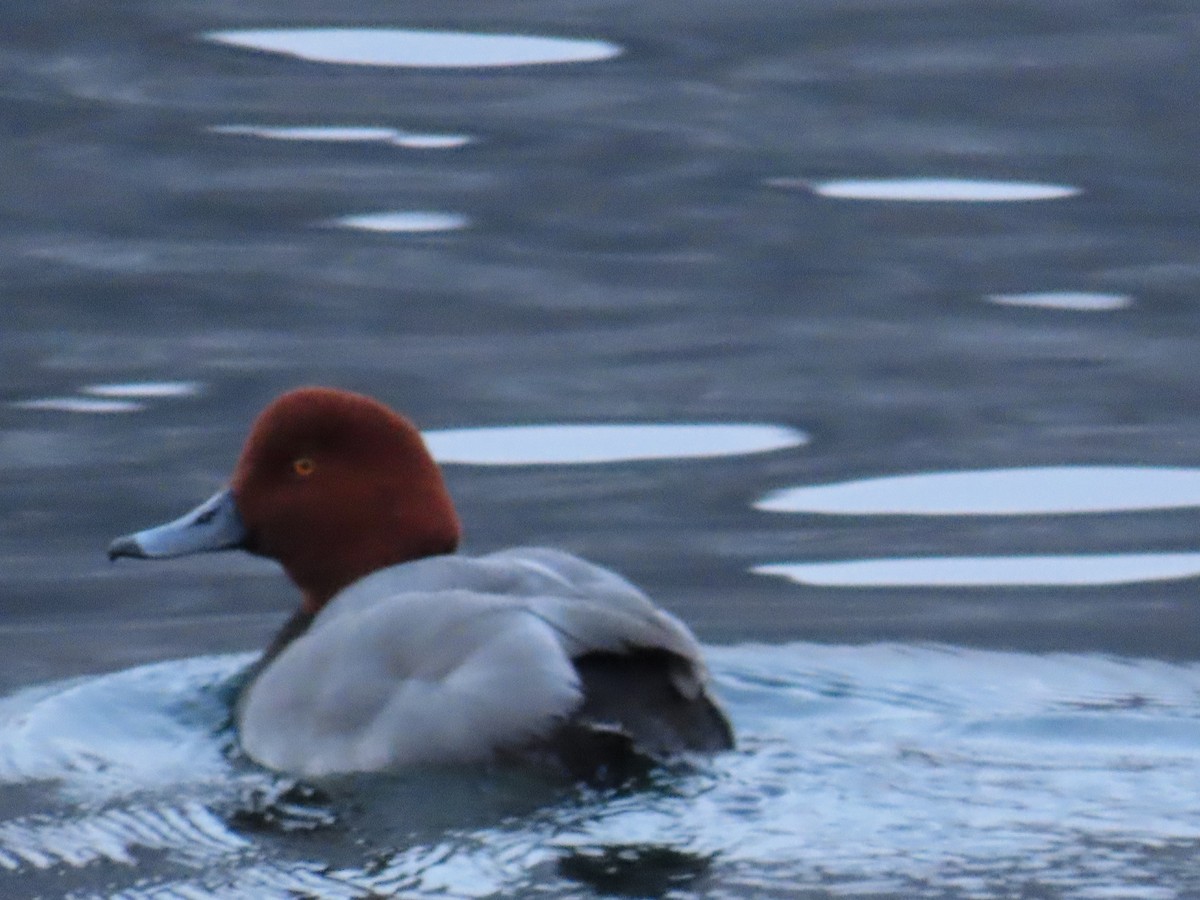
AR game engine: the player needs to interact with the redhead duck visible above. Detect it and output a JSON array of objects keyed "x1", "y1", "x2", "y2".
[{"x1": 108, "y1": 388, "x2": 733, "y2": 778}]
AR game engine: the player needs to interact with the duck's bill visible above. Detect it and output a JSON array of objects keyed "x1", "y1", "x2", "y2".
[{"x1": 108, "y1": 488, "x2": 248, "y2": 560}]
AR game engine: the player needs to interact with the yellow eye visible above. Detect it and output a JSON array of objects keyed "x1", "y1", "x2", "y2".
[{"x1": 293, "y1": 457, "x2": 316, "y2": 477}]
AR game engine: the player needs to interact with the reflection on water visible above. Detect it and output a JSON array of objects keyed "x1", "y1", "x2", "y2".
[
  {"x1": 3, "y1": 644, "x2": 1200, "y2": 898},
  {"x1": 330, "y1": 211, "x2": 470, "y2": 233},
  {"x1": 10, "y1": 381, "x2": 203, "y2": 414},
  {"x1": 210, "y1": 125, "x2": 473, "y2": 150},
  {"x1": 753, "y1": 552, "x2": 1200, "y2": 587},
  {"x1": 10, "y1": 397, "x2": 144, "y2": 414},
  {"x1": 204, "y1": 28, "x2": 623, "y2": 69},
  {"x1": 82, "y1": 381, "x2": 204, "y2": 399},
  {"x1": 423, "y1": 423, "x2": 808, "y2": 465},
  {"x1": 756, "y1": 466, "x2": 1200, "y2": 515},
  {"x1": 556, "y1": 843, "x2": 714, "y2": 895},
  {"x1": 768, "y1": 177, "x2": 1082, "y2": 202},
  {"x1": 986, "y1": 291, "x2": 1132, "y2": 311}
]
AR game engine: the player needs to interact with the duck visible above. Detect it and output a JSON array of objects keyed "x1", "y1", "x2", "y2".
[{"x1": 108, "y1": 387, "x2": 733, "y2": 778}]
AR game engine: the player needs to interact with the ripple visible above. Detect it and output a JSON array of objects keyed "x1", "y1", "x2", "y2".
[
  {"x1": 10, "y1": 397, "x2": 144, "y2": 413},
  {"x1": 770, "y1": 177, "x2": 1081, "y2": 202},
  {"x1": 752, "y1": 552, "x2": 1200, "y2": 587},
  {"x1": 0, "y1": 654, "x2": 246, "y2": 792},
  {"x1": 330, "y1": 211, "x2": 469, "y2": 233},
  {"x1": 4, "y1": 646, "x2": 1200, "y2": 897},
  {"x1": 755, "y1": 466, "x2": 1200, "y2": 515},
  {"x1": 210, "y1": 125, "x2": 472, "y2": 150},
  {"x1": 82, "y1": 381, "x2": 203, "y2": 399},
  {"x1": 0, "y1": 802, "x2": 249, "y2": 871},
  {"x1": 204, "y1": 28, "x2": 622, "y2": 69},
  {"x1": 987, "y1": 291, "x2": 1132, "y2": 311},
  {"x1": 423, "y1": 423, "x2": 808, "y2": 465}
]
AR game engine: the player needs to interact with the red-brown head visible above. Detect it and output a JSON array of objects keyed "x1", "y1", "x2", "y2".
[{"x1": 108, "y1": 387, "x2": 461, "y2": 614}]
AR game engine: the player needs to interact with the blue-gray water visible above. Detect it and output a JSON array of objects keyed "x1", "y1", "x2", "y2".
[
  {"x1": 4, "y1": 1, "x2": 1200, "y2": 896},
  {"x1": 4, "y1": 645, "x2": 1200, "y2": 898}
]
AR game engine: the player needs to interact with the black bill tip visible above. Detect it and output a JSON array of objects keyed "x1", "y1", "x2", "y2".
[{"x1": 107, "y1": 535, "x2": 146, "y2": 561}]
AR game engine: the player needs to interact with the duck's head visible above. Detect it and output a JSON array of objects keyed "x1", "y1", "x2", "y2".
[{"x1": 108, "y1": 387, "x2": 461, "y2": 613}]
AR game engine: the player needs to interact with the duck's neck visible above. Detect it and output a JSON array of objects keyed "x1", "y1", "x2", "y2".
[
  {"x1": 254, "y1": 606, "x2": 317, "y2": 674},
  {"x1": 295, "y1": 542, "x2": 458, "y2": 615},
  {"x1": 234, "y1": 606, "x2": 317, "y2": 714}
]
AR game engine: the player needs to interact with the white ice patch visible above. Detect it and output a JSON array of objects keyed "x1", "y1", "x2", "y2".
[
  {"x1": 204, "y1": 28, "x2": 622, "y2": 69},
  {"x1": 756, "y1": 466, "x2": 1200, "y2": 515},
  {"x1": 987, "y1": 291, "x2": 1131, "y2": 311},
  {"x1": 423, "y1": 423, "x2": 808, "y2": 465},
  {"x1": 752, "y1": 552, "x2": 1200, "y2": 587},
  {"x1": 330, "y1": 211, "x2": 469, "y2": 233},
  {"x1": 770, "y1": 177, "x2": 1081, "y2": 202},
  {"x1": 210, "y1": 125, "x2": 472, "y2": 150}
]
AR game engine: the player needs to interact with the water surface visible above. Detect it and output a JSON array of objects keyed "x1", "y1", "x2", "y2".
[
  {"x1": 3, "y1": 644, "x2": 1199, "y2": 898},
  {"x1": 4, "y1": 0, "x2": 1200, "y2": 896}
]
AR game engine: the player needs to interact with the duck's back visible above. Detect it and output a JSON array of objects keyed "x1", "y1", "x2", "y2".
[{"x1": 238, "y1": 548, "x2": 732, "y2": 777}]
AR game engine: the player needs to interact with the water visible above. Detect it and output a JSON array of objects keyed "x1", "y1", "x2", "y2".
[
  {"x1": 3, "y1": 644, "x2": 1200, "y2": 898},
  {"x1": 5, "y1": 0, "x2": 1200, "y2": 895}
]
